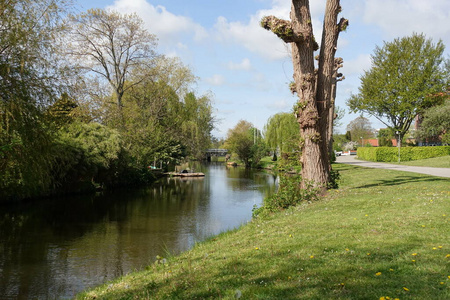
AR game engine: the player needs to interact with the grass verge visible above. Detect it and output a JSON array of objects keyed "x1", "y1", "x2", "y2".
[
  {"x1": 77, "y1": 163, "x2": 450, "y2": 300},
  {"x1": 395, "y1": 155, "x2": 450, "y2": 168}
]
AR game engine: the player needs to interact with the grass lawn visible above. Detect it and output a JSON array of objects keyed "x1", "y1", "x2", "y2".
[
  {"x1": 77, "y1": 163, "x2": 450, "y2": 300},
  {"x1": 395, "y1": 155, "x2": 450, "y2": 168}
]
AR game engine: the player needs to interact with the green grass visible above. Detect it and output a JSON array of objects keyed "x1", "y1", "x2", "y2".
[
  {"x1": 77, "y1": 164, "x2": 450, "y2": 300},
  {"x1": 395, "y1": 155, "x2": 450, "y2": 168}
]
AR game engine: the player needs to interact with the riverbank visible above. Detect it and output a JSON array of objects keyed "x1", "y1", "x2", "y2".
[{"x1": 77, "y1": 163, "x2": 450, "y2": 299}]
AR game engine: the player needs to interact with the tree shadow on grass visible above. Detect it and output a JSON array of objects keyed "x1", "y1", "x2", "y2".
[{"x1": 354, "y1": 174, "x2": 445, "y2": 189}]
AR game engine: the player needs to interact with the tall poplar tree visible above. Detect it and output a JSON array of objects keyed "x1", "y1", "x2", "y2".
[{"x1": 261, "y1": 0, "x2": 348, "y2": 190}]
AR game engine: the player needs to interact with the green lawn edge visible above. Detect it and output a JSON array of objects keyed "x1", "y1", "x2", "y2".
[{"x1": 76, "y1": 164, "x2": 450, "y2": 300}]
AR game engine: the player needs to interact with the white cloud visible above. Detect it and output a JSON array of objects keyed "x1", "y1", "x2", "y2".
[
  {"x1": 361, "y1": 0, "x2": 450, "y2": 45},
  {"x1": 213, "y1": 0, "x2": 332, "y2": 61},
  {"x1": 266, "y1": 98, "x2": 291, "y2": 111},
  {"x1": 205, "y1": 74, "x2": 226, "y2": 86},
  {"x1": 107, "y1": 0, "x2": 208, "y2": 48},
  {"x1": 342, "y1": 54, "x2": 371, "y2": 76},
  {"x1": 227, "y1": 58, "x2": 252, "y2": 71}
]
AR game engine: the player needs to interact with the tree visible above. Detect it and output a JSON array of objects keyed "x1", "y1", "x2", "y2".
[
  {"x1": 264, "y1": 112, "x2": 300, "y2": 155},
  {"x1": 261, "y1": 0, "x2": 348, "y2": 190},
  {"x1": 0, "y1": 0, "x2": 73, "y2": 200},
  {"x1": 416, "y1": 99, "x2": 450, "y2": 145},
  {"x1": 347, "y1": 33, "x2": 447, "y2": 144},
  {"x1": 346, "y1": 115, "x2": 374, "y2": 144},
  {"x1": 378, "y1": 128, "x2": 394, "y2": 147},
  {"x1": 67, "y1": 9, "x2": 158, "y2": 109},
  {"x1": 225, "y1": 120, "x2": 257, "y2": 167}
]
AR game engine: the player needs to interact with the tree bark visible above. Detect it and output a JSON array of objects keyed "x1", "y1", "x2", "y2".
[{"x1": 262, "y1": 0, "x2": 347, "y2": 191}]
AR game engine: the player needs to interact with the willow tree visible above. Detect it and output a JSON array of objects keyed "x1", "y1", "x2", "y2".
[{"x1": 261, "y1": 0, "x2": 348, "y2": 190}]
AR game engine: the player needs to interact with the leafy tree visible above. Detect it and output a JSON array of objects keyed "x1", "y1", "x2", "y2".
[
  {"x1": 0, "y1": 0, "x2": 72, "y2": 200},
  {"x1": 226, "y1": 120, "x2": 257, "y2": 167},
  {"x1": 67, "y1": 8, "x2": 158, "y2": 109},
  {"x1": 347, "y1": 33, "x2": 447, "y2": 144},
  {"x1": 53, "y1": 122, "x2": 123, "y2": 191},
  {"x1": 378, "y1": 128, "x2": 394, "y2": 147},
  {"x1": 346, "y1": 115, "x2": 374, "y2": 143},
  {"x1": 180, "y1": 92, "x2": 215, "y2": 159},
  {"x1": 332, "y1": 134, "x2": 348, "y2": 152},
  {"x1": 264, "y1": 112, "x2": 300, "y2": 155},
  {"x1": 416, "y1": 99, "x2": 450, "y2": 144},
  {"x1": 261, "y1": 0, "x2": 348, "y2": 190}
]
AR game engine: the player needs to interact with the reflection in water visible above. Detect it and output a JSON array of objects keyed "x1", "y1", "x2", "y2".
[{"x1": 0, "y1": 163, "x2": 276, "y2": 299}]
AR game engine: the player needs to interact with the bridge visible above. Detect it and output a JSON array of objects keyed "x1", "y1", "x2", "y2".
[{"x1": 205, "y1": 149, "x2": 228, "y2": 160}]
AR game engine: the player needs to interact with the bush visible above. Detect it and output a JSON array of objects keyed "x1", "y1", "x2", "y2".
[
  {"x1": 357, "y1": 146, "x2": 450, "y2": 162},
  {"x1": 253, "y1": 176, "x2": 320, "y2": 217}
]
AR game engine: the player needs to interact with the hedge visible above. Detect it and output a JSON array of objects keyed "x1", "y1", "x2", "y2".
[{"x1": 357, "y1": 146, "x2": 450, "y2": 162}]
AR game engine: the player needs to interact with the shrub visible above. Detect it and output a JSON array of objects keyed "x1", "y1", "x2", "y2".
[
  {"x1": 357, "y1": 146, "x2": 450, "y2": 162},
  {"x1": 253, "y1": 176, "x2": 320, "y2": 217}
]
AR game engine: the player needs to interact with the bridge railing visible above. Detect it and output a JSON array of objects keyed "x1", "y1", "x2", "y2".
[{"x1": 205, "y1": 149, "x2": 228, "y2": 156}]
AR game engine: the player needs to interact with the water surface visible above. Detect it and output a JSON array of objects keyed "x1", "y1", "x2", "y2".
[{"x1": 0, "y1": 163, "x2": 276, "y2": 299}]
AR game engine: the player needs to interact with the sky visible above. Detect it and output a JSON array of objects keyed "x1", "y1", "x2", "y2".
[{"x1": 75, "y1": 0, "x2": 450, "y2": 138}]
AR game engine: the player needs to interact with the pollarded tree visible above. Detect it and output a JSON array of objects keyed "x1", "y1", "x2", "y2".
[
  {"x1": 261, "y1": 0, "x2": 348, "y2": 190},
  {"x1": 67, "y1": 9, "x2": 158, "y2": 109},
  {"x1": 347, "y1": 33, "x2": 447, "y2": 145}
]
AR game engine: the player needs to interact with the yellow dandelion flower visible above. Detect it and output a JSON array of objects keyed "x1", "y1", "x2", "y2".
[
  {"x1": 403, "y1": 287, "x2": 409, "y2": 291},
  {"x1": 446, "y1": 254, "x2": 450, "y2": 258},
  {"x1": 345, "y1": 248, "x2": 350, "y2": 251},
  {"x1": 440, "y1": 282, "x2": 444, "y2": 285},
  {"x1": 438, "y1": 246, "x2": 443, "y2": 249},
  {"x1": 379, "y1": 297, "x2": 386, "y2": 300},
  {"x1": 255, "y1": 247, "x2": 259, "y2": 250},
  {"x1": 448, "y1": 275, "x2": 450, "y2": 279},
  {"x1": 367, "y1": 253, "x2": 371, "y2": 256},
  {"x1": 412, "y1": 253, "x2": 417, "y2": 256},
  {"x1": 375, "y1": 272, "x2": 382, "y2": 276},
  {"x1": 412, "y1": 260, "x2": 416, "y2": 262},
  {"x1": 389, "y1": 268, "x2": 394, "y2": 272},
  {"x1": 289, "y1": 234, "x2": 293, "y2": 238},
  {"x1": 310, "y1": 255, "x2": 314, "y2": 259}
]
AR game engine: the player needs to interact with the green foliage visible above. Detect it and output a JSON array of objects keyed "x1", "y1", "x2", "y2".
[
  {"x1": 0, "y1": 0, "x2": 73, "y2": 201},
  {"x1": 45, "y1": 93, "x2": 78, "y2": 128},
  {"x1": 52, "y1": 122, "x2": 123, "y2": 191},
  {"x1": 378, "y1": 128, "x2": 394, "y2": 147},
  {"x1": 253, "y1": 176, "x2": 320, "y2": 217},
  {"x1": 332, "y1": 134, "x2": 348, "y2": 152},
  {"x1": 264, "y1": 112, "x2": 300, "y2": 154},
  {"x1": 357, "y1": 146, "x2": 450, "y2": 162},
  {"x1": 348, "y1": 33, "x2": 447, "y2": 142},
  {"x1": 225, "y1": 120, "x2": 257, "y2": 167},
  {"x1": 416, "y1": 99, "x2": 450, "y2": 144}
]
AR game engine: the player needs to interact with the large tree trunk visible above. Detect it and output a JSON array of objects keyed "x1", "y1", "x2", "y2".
[
  {"x1": 262, "y1": 0, "x2": 347, "y2": 191},
  {"x1": 290, "y1": 1, "x2": 328, "y2": 189}
]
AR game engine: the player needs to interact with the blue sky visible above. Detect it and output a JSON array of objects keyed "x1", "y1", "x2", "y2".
[{"x1": 75, "y1": 0, "x2": 450, "y2": 138}]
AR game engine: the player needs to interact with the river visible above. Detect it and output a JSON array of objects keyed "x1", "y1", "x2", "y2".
[{"x1": 0, "y1": 163, "x2": 277, "y2": 299}]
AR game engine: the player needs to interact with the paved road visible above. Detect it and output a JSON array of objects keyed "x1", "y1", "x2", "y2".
[{"x1": 336, "y1": 155, "x2": 450, "y2": 178}]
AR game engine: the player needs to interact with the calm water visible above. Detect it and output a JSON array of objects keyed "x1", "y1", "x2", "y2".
[{"x1": 0, "y1": 163, "x2": 277, "y2": 299}]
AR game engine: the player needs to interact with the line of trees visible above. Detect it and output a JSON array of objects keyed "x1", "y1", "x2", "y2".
[{"x1": 0, "y1": 1, "x2": 215, "y2": 202}]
